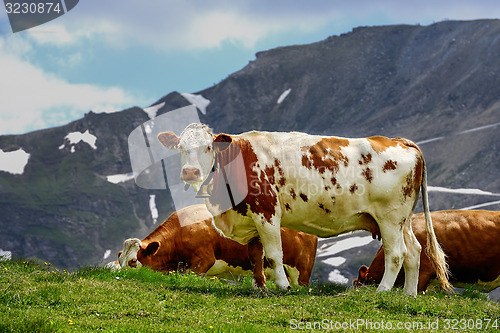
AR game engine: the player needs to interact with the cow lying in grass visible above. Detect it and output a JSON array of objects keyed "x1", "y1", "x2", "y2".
[
  {"x1": 118, "y1": 204, "x2": 318, "y2": 286},
  {"x1": 354, "y1": 210, "x2": 500, "y2": 292}
]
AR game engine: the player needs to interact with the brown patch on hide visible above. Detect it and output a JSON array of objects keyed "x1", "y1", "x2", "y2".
[
  {"x1": 301, "y1": 137, "x2": 350, "y2": 175},
  {"x1": 383, "y1": 160, "x2": 398, "y2": 172},
  {"x1": 362, "y1": 167, "x2": 373, "y2": 183},
  {"x1": 359, "y1": 153, "x2": 372, "y2": 165},
  {"x1": 210, "y1": 137, "x2": 278, "y2": 223}
]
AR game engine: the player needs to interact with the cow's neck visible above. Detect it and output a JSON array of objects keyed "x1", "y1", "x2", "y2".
[
  {"x1": 204, "y1": 142, "x2": 247, "y2": 214},
  {"x1": 195, "y1": 155, "x2": 218, "y2": 198}
]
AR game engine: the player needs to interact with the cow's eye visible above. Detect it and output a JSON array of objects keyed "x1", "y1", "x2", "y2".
[{"x1": 206, "y1": 146, "x2": 212, "y2": 152}]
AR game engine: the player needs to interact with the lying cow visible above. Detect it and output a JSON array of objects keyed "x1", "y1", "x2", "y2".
[
  {"x1": 118, "y1": 204, "x2": 318, "y2": 286},
  {"x1": 157, "y1": 123, "x2": 451, "y2": 295},
  {"x1": 354, "y1": 210, "x2": 500, "y2": 292}
]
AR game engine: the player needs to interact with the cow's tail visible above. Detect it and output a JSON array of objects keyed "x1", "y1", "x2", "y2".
[{"x1": 421, "y1": 162, "x2": 453, "y2": 293}]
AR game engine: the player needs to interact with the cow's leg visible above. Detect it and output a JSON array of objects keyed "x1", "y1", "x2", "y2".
[
  {"x1": 376, "y1": 218, "x2": 407, "y2": 293},
  {"x1": 417, "y1": 265, "x2": 435, "y2": 293},
  {"x1": 248, "y1": 237, "x2": 266, "y2": 288},
  {"x1": 402, "y1": 218, "x2": 421, "y2": 296},
  {"x1": 252, "y1": 215, "x2": 290, "y2": 290},
  {"x1": 190, "y1": 254, "x2": 216, "y2": 275},
  {"x1": 284, "y1": 265, "x2": 301, "y2": 286}
]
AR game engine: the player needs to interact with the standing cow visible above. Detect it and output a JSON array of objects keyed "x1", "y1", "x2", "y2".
[
  {"x1": 354, "y1": 210, "x2": 500, "y2": 292},
  {"x1": 118, "y1": 204, "x2": 318, "y2": 286},
  {"x1": 158, "y1": 123, "x2": 451, "y2": 295}
]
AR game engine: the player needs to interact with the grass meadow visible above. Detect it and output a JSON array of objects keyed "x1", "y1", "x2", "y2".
[{"x1": 1, "y1": 259, "x2": 499, "y2": 332}]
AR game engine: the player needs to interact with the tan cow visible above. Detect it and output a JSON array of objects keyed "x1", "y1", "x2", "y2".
[
  {"x1": 119, "y1": 204, "x2": 318, "y2": 286},
  {"x1": 354, "y1": 210, "x2": 500, "y2": 292},
  {"x1": 157, "y1": 123, "x2": 451, "y2": 295}
]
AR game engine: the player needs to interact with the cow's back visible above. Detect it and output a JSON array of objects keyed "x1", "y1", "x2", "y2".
[
  {"x1": 358, "y1": 210, "x2": 500, "y2": 291},
  {"x1": 413, "y1": 210, "x2": 500, "y2": 284},
  {"x1": 224, "y1": 131, "x2": 422, "y2": 237}
]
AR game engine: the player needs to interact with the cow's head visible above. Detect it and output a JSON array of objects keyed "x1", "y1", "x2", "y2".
[
  {"x1": 353, "y1": 265, "x2": 374, "y2": 288},
  {"x1": 157, "y1": 123, "x2": 232, "y2": 191},
  {"x1": 118, "y1": 238, "x2": 160, "y2": 269}
]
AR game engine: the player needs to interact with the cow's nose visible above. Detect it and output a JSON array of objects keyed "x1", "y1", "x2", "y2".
[
  {"x1": 128, "y1": 259, "x2": 138, "y2": 268},
  {"x1": 182, "y1": 168, "x2": 201, "y2": 181}
]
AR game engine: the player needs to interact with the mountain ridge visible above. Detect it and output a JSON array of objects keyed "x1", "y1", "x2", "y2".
[{"x1": 1, "y1": 19, "x2": 499, "y2": 272}]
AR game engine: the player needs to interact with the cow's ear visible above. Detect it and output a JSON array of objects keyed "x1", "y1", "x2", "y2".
[
  {"x1": 213, "y1": 134, "x2": 232, "y2": 152},
  {"x1": 117, "y1": 251, "x2": 123, "y2": 259},
  {"x1": 158, "y1": 131, "x2": 180, "y2": 150},
  {"x1": 143, "y1": 241, "x2": 160, "y2": 257},
  {"x1": 358, "y1": 265, "x2": 369, "y2": 279}
]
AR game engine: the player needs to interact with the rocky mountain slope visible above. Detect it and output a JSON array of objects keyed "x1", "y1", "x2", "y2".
[
  {"x1": 198, "y1": 19, "x2": 500, "y2": 213},
  {"x1": 1, "y1": 19, "x2": 499, "y2": 284}
]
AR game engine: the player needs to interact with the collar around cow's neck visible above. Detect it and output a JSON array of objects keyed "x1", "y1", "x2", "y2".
[{"x1": 195, "y1": 153, "x2": 237, "y2": 210}]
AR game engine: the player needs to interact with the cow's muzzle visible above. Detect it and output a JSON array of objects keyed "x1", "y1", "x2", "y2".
[{"x1": 181, "y1": 167, "x2": 201, "y2": 182}]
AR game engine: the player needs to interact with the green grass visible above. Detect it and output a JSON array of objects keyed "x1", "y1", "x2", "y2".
[{"x1": 1, "y1": 259, "x2": 499, "y2": 332}]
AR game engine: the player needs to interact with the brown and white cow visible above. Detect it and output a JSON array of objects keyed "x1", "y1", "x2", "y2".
[
  {"x1": 118, "y1": 204, "x2": 318, "y2": 286},
  {"x1": 157, "y1": 123, "x2": 451, "y2": 295},
  {"x1": 354, "y1": 210, "x2": 500, "y2": 292}
]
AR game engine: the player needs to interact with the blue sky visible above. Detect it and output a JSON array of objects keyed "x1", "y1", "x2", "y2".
[{"x1": 1, "y1": 0, "x2": 500, "y2": 135}]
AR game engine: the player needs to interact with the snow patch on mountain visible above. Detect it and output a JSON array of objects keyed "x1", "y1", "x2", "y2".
[
  {"x1": 143, "y1": 102, "x2": 165, "y2": 119},
  {"x1": 277, "y1": 88, "x2": 291, "y2": 104},
  {"x1": 317, "y1": 235, "x2": 376, "y2": 258},
  {"x1": 106, "y1": 173, "x2": 134, "y2": 184},
  {"x1": 460, "y1": 200, "x2": 500, "y2": 210},
  {"x1": 417, "y1": 121, "x2": 500, "y2": 145},
  {"x1": 181, "y1": 93, "x2": 210, "y2": 114},
  {"x1": 0, "y1": 249, "x2": 12, "y2": 261},
  {"x1": 0, "y1": 148, "x2": 30, "y2": 175},
  {"x1": 322, "y1": 256, "x2": 346, "y2": 267},
  {"x1": 59, "y1": 130, "x2": 97, "y2": 152},
  {"x1": 149, "y1": 194, "x2": 159, "y2": 224},
  {"x1": 103, "y1": 249, "x2": 111, "y2": 260},
  {"x1": 428, "y1": 186, "x2": 500, "y2": 196},
  {"x1": 328, "y1": 269, "x2": 349, "y2": 284}
]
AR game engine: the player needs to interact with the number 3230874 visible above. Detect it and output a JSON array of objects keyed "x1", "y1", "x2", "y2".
[
  {"x1": 5, "y1": 2, "x2": 62, "y2": 14},
  {"x1": 444, "y1": 318, "x2": 499, "y2": 330}
]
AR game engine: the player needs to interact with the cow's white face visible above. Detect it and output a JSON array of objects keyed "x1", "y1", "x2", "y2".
[
  {"x1": 118, "y1": 238, "x2": 143, "y2": 269},
  {"x1": 158, "y1": 123, "x2": 217, "y2": 191}
]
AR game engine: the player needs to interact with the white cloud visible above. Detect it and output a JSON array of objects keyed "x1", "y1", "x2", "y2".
[
  {"x1": 181, "y1": 10, "x2": 322, "y2": 49},
  {"x1": 27, "y1": 1, "x2": 333, "y2": 51},
  {"x1": 5, "y1": 1, "x2": 500, "y2": 53},
  {"x1": 36, "y1": 0, "x2": 500, "y2": 52},
  {"x1": 2, "y1": 0, "x2": 499, "y2": 136},
  {"x1": 0, "y1": 37, "x2": 145, "y2": 135},
  {"x1": 0, "y1": 34, "x2": 32, "y2": 55},
  {"x1": 27, "y1": 24, "x2": 77, "y2": 45}
]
